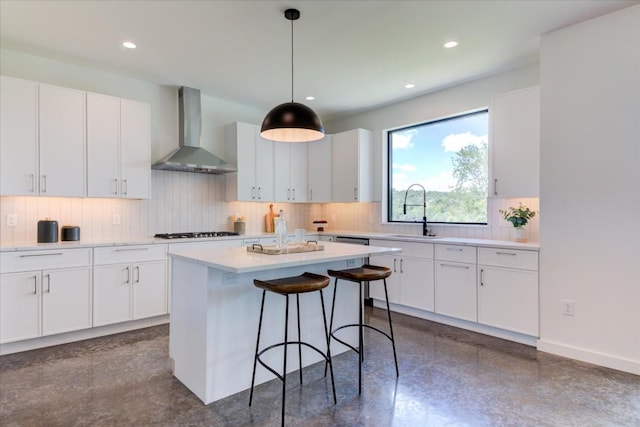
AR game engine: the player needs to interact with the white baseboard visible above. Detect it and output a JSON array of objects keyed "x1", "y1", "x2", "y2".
[
  {"x1": 537, "y1": 339, "x2": 640, "y2": 376},
  {"x1": 0, "y1": 315, "x2": 169, "y2": 356}
]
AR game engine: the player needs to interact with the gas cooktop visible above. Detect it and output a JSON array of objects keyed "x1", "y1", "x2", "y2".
[{"x1": 154, "y1": 231, "x2": 240, "y2": 239}]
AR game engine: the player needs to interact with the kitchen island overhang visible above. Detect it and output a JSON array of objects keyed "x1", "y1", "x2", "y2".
[{"x1": 168, "y1": 241, "x2": 402, "y2": 405}]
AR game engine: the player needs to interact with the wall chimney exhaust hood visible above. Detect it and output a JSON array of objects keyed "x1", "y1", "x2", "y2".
[{"x1": 152, "y1": 87, "x2": 237, "y2": 174}]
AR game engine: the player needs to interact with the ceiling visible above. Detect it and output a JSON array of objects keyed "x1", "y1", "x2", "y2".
[{"x1": 1, "y1": 0, "x2": 637, "y2": 121}]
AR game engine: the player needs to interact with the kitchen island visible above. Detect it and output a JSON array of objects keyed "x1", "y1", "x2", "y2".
[{"x1": 168, "y1": 241, "x2": 401, "y2": 405}]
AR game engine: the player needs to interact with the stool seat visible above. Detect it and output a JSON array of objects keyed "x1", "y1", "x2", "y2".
[
  {"x1": 253, "y1": 272, "x2": 329, "y2": 295},
  {"x1": 327, "y1": 264, "x2": 391, "y2": 282}
]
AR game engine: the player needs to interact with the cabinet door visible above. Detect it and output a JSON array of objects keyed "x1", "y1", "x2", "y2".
[
  {"x1": 435, "y1": 261, "x2": 477, "y2": 322},
  {"x1": 478, "y1": 266, "x2": 538, "y2": 336},
  {"x1": 132, "y1": 261, "x2": 167, "y2": 319},
  {"x1": 41, "y1": 267, "x2": 91, "y2": 336},
  {"x1": 368, "y1": 254, "x2": 401, "y2": 304},
  {"x1": 39, "y1": 83, "x2": 86, "y2": 196},
  {"x1": 231, "y1": 122, "x2": 258, "y2": 201},
  {"x1": 331, "y1": 130, "x2": 359, "y2": 202},
  {"x1": 254, "y1": 132, "x2": 274, "y2": 201},
  {"x1": 0, "y1": 272, "x2": 40, "y2": 343},
  {"x1": 331, "y1": 129, "x2": 371, "y2": 202},
  {"x1": 273, "y1": 142, "x2": 291, "y2": 201},
  {"x1": 121, "y1": 99, "x2": 151, "y2": 199},
  {"x1": 308, "y1": 136, "x2": 332, "y2": 202},
  {"x1": 289, "y1": 143, "x2": 308, "y2": 202},
  {"x1": 93, "y1": 264, "x2": 132, "y2": 326},
  {"x1": 400, "y1": 257, "x2": 435, "y2": 312},
  {"x1": 490, "y1": 86, "x2": 540, "y2": 197},
  {"x1": 0, "y1": 76, "x2": 39, "y2": 195},
  {"x1": 87, "y1": 92, "x2": 120, "y2": 197}
]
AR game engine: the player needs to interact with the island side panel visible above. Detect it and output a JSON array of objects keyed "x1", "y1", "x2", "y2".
[{"x1": 170, "y1": 258, "x2": 210, "y2": 402}]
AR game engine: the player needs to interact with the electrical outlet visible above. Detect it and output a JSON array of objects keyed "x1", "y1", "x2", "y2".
[
  {"x1": 6, "y1": 213, "x2": 17, "y2": 227},
  {"x1": 112, "y1": 213, "x2": 121, "y2": 226},
  {"x1": 562, "y1": 300, "x2": 575, "y2": 316}
]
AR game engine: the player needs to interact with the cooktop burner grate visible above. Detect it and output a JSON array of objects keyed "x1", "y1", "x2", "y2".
[{"x1": 154, "y1": 231, "x2": 240, "y2": 239}]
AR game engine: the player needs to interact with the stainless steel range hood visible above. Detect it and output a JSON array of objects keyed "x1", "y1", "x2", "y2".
[{"x1": 152, "y1": 87, "x2": 237, "y2": 174}]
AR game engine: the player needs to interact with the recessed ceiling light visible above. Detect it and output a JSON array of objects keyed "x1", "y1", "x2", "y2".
[
  {"x1": 305, "y1": 96, "x2": 315, "y2": 101},
  {"x1": 444, "y1": 41, "x2": 458, "y2": 49},
  {"x1": 122, "y1": 41, "x2": 137, "y2": 49},
  {"x1": 405, "y1": 83, "x2": 415, "y2": 89}
]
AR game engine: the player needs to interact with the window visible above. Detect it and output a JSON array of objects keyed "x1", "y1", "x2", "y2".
[{"x1": 387, "y1": 110, "x2": 488, "y2": 224}]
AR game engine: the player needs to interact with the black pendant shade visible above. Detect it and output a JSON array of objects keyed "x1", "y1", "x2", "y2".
[
  {"x1": 261, "y1": 101, "x2": 324, "y2": 142},
  {"x1": 260, "y1": 8, "x2": 325, "y2": 143}
]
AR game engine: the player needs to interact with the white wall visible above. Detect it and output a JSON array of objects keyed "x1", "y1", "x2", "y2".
[
  {"x1": 326, "y1": 64, "x2": 539, "y2": 201},
  {"x1": 538, "y1": 5, "x2": 640, "y2": 374}
]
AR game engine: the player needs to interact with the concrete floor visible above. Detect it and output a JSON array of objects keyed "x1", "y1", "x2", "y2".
[{"x1": 1, "y1": 307, "x2": 639, "y2": 426}]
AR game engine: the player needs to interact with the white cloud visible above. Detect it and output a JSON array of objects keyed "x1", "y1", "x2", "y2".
[
  {"x1": 392, "y1": 171, "x2": 453, "y2": 192},
  {"x1": 399, "y1": 164, "x2": 416, "y2": 172},
  {"x1": 442, "y1": 132, "x2": 487, "y2": 152},
  {"x1": 392, "y1": 130, "x2": 416, "y2": 150}
]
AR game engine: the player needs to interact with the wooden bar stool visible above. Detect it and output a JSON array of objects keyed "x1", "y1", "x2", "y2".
[
  {"x1": 326, "y1": 264, "x2": 399, "y2": 394},
  {"x1": 249, "y1": 272, "x2": 336, "y2": 426}
]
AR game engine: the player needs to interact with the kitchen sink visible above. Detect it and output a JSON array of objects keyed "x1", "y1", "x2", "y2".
[{"x1": 387, "y1": 234, "x2": 440, "y2": 240}]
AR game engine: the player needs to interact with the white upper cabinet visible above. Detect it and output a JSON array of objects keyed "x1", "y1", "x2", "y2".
[
  {"x1": 87, "y1": 94, "x2": 150, "y2": 199},
  {"x1": 1, "y1": 77, "x2": 86, "y2": 197},
  {"x1": 331, "y1": 128, "x2": 372, "y2": 202},
  {"x1": 307, "y1": 135, "x2": 332, "y2": 202},
  {"x1": 226, "y1": 122, "x2": 274, "y2": 201},
  {"x1": 38, "y1": 83, "x2": 86, "y2": 197},
  {"x1": 490, "y1": 85, "x2": 540, "y2": 198},
  {"x1": 274, "y1": 142, "x2": 308, "y2": 202},
  {"x1": 0, "y1": 76, "x2": 38, "y2": 195}
]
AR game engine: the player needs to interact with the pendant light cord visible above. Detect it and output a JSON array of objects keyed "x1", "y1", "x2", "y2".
[{"x1": 290, "y1": 16, "x2": 294, "y2": 103}]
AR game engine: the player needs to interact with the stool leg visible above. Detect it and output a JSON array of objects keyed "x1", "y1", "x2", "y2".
[
  {"x1": 296, "y1": 293, "x2": 303, "y2": 384},
  {"x1": 382, "y1": 278, "x2": 399, "y2": 377},
  {"x1": 282, "y1": 295, "x2": 289, "y2": 426},
  {"x1": 358, "y1": 280, "x2": 363, "y2": 395},
  {"x1": 319, "y1": 289, "x2": 337, "y2": 404},
  {"x1": 249, "y1": 290, "x2": 266, "y2": 406},
  {"x1": 324, "y1": 277, "x2": 339, "y2": 377}
]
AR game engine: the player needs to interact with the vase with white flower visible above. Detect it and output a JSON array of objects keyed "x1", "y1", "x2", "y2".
[{"x1": 499, "y1": 203, "x2": 536, "y2": 243}]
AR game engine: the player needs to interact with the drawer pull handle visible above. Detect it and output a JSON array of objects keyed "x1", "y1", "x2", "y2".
[
  {"x1": 45, "y1": 274, "x2": 51, "y2": 293},
  {"x1": 20, "y1": 252, "x2": 64, "y2": 258},
  {"x1": 496, "y1": 251, "x2": 517, "y2": 256},
  {"x1": 115, "y1": 248, "x2": 150, "y2": 252},
  {"x1": 135, "y1": 266, "x2": 140, "y2": 283},
  {"x1": 446, "y1": 247, "x2": 463, "y2": 252},
  {"x1": 480, "y1": 268, "x2": 484, "y2": 286},
  {"x1": 125, "y1": 266, "x2": 131, "y2": 284},
  {"x1": 400, "y1": 258, "x2": 404, "y2": 274},
  {"x1": 393, "y1": 258, "x2": 397, "y2": 273},
  {"x1": 440, "y1": 263, "x2": 470, "y2": 269},
  {"x1": 33, "y1": 275, "x2": 38, "y2": 294}
]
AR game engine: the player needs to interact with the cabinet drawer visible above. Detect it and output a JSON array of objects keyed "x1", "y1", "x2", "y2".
[
  {"x1": 1, "y1": 248, "x2": 91, "y2": 273},
  {"x1": 94, "y1": 244, "x2": 167, "y2": 265},
  {"x1": 435, "y1": 244, "x2": 476, "y2": 263},
  {"x1": 370, "y1": 239, "x2": 434, "y2": 259},
  {"x1": 478, "y1": 248, "x2": 538, "y2": 271}
]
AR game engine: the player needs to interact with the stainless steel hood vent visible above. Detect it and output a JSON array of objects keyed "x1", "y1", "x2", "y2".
[{"x1": 152, "y1": 87, "x2": 237, "y2": 174}]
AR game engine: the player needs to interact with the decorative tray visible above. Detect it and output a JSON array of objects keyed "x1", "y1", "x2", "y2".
[{"x1": 247, "y1": 242, "x2": 324, "y2": 255}]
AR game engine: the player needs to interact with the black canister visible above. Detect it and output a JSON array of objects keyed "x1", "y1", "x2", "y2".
[
  {"x1": 61, "y1": 225, "x2": 80, "y2": 241},
  {"x1": 37, "y1": 219, "x2": 58, "y2": 243}
]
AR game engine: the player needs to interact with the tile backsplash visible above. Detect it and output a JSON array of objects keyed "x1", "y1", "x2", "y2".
[{"x1": 0, "y1": 170, "x2": 538, "y2": 244}]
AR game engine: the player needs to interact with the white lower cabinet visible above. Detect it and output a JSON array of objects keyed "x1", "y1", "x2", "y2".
[
  {"x1": 93, "y1": 245, "x2": 167, "y2": 327},
  {"x1": 369, "y1": 240, "x2": 434, "y2": 312},
  {"x1": 478, "y1": 248, "x2": 539, "y2": 336},
  {"x1": 435, "y1": 244, "x2": 477, "y2": 322},
  {"x1": 0, "y1": 249, "x2": 92, "y2": 344}
]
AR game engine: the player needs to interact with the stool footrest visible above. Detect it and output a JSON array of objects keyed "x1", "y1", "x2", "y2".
[
  {"x1": 330, "y1": 323, "x2": 395, "y2": 354},
  {"x1": 257, "y1": 341, "x2": 331, "y2": 382}
]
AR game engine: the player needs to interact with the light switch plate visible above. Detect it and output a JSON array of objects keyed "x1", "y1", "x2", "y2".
[{"x1": 6, "y1": 213, "x2": 17, "y2": 227}]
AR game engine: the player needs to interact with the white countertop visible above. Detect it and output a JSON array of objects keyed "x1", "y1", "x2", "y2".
[
  {"x1": 0, "y1": 230, "x2": 539, "y2": 252},
  {"x1": 167, "y1": 241, "x2": 402, "y2": 274}
]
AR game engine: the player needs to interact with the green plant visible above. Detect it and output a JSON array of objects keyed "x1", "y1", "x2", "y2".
[{"x1": 499, "y1": 203, "x2": 536, "y2": 228}]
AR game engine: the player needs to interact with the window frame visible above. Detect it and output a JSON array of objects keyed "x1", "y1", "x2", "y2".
[{"x1": 386, "y1": 109, "x2": 489, "y2": 226}]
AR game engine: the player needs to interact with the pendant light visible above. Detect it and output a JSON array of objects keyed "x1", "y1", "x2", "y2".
[{"x1": 260, "y1": 8, "x2": 324, "y2": 142}]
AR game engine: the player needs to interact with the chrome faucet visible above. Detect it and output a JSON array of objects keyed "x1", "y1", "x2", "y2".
[{"x1": 403, "y1": 183, "x2": 429, "y2": 236}]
